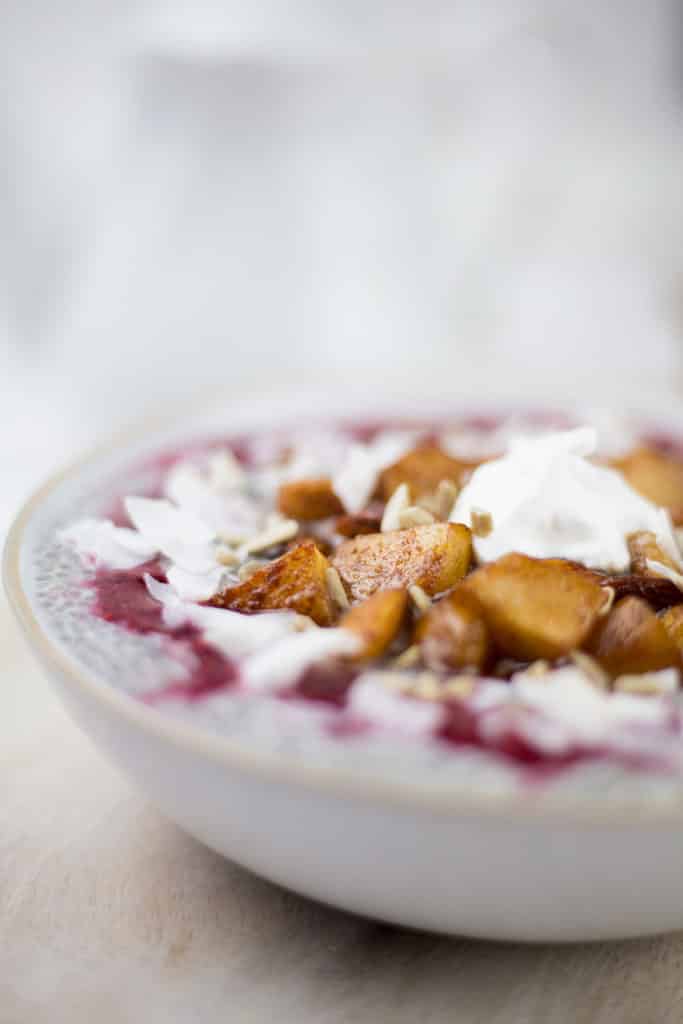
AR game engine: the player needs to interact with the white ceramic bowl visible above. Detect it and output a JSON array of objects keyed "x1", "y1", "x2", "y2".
[{"x1": 7, "y1": 393, "x2": 683, "y2": 942}]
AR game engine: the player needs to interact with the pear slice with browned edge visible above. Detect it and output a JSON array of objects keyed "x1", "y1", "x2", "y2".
[
  {"x1": 416, "y1": 588, "x2": 491, "y2": 672},
  {"x1": 278, "y1": 477, "x2": 344, "y2": 521},
  {"x1": 588, "y1": 595, "x2": 680, "y2": 677},
  {"x1": 613, "y1": 446, "x2": 683, "y2": 525},
  {"x1": 378, "y1": 444, "x2": 478, "y2": 503},
  {"x1": 465, "y1": 552, "x2": 606, "y2": 662},
  {"x1": 341, "y1": 589, "x2": 409, "y2": 661},
  {"x1": 212, "y1": 539, "x2": 335, "y2": 625},
  {"x1": 332, "y1": 523, "x2": 472, "y2": 603}
]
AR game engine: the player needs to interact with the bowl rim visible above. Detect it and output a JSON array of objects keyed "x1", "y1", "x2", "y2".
[{"x1": 6, "y1": 390, "x2": 683, "y2": 828}]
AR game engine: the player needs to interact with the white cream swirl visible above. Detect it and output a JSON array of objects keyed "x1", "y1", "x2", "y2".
[{"x1": 452, "y1": 427, "x2": 680, "y2": 571}]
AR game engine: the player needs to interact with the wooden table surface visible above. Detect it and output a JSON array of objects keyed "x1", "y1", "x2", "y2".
[{"x1": 4, "y1": 594, "x2": 683, "y2": 1024}]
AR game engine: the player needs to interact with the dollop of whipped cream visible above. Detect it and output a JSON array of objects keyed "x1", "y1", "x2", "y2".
[{"x1": 452, "y1": 427, "x2": 680, "y2": 571}]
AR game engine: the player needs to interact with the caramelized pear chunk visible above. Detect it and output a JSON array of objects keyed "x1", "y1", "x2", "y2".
[
  {"x1": 211, "y1": 539, "x2": 335, "y2": 625},
  {"x1": 341, "y1": 589, "x2": 408, "y2": 661},
  {"x1": 465, "y1": 553, "x2": 606, "y2": 661},
  {"x1": 613, "y1": 446, "x2": 683, "y2": 524},
  {"x1": 416, "y1": 588, "x2": 491, "y2": 672},
  {"x1": 627, "y1": 530, "x2": 681, "y2": 576},
  {"x1": 377, "y1": 444, "x2": 476, "y2": 502},
  {"x1": 277, "y1": 477, "x2": 343, "y2": 521},
  {"x1": 332, "y1": 523, "x2": 472, "y2": 603},
  {"x1": 588, "y1": 596, "x2": 680, "y2": 677}
]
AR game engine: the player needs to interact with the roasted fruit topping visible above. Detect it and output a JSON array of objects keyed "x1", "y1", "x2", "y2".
[
  {"x1": 211, "y1": 539, "x2": 335, "y2": 625},
  {"x1": 627, "y1": 530, "x2": 681, "y2": 576},
  {"x1": 416, "y1": 588, "x2": 491, "y2": 672},
  {"x1": 341, "y1": 589, "x2": 409, "y2": 661},
  {"x1": 588, "y1": 595, "x2": 680, "y2": 677},
  {"x1": 464, "y1": 553, "x2": 606, "y2": 661},
  {"x1": 377, "y1": 444, "x2": 476, "y2": 503},
  {"x1": 613, "y1": 446, "x2": 683, "y2": 524},
  {"x1": 277, "y1": 477, "x2": 344, "y2": 520},
  {"x1": 332, "y1": 523, "x2": 472, "y2": 603}
]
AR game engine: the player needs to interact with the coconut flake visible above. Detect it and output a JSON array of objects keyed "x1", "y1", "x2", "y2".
[
  {"x1": 143, "y1": 573, "x2": 312, "y2": 654},
  {"x1": 165, "y1": 450, "x2": 246, "y2": 507},
  {"x1": 332, "y1": 430, "x2": 421, "y2": 514},
  {"x1": 58, "y1": 518, "x2": 158, "y2": 570},
  {"x1": 165, "y1": 563, "x2": 227, "y2": 602},
  {"x1": 124, "y1": 496, "x2": 217, "y2": 571}
]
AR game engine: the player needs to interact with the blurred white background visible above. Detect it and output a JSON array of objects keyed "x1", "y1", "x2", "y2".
[{"x1": 2, "y1": 1, "x2": 683, "y2": 537}]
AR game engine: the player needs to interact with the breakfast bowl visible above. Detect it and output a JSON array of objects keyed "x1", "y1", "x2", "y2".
[{"x1": 6, "y1": 392, "x2": 683, "y2": 942}]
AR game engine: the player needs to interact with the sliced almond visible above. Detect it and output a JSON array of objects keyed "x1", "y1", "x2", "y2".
[
  {"x1": 645, "y1": 560, "x2": 683, "y2": 593},
  {"x1": 613, "y1": 670, "x2": 680, "y2": 696},
  {"x1": 569, "y1": 649, "x2": 609, "y2": 690},
  {"x1": 599, "y1": 586, "x2": 615, "y2": 617},
  {"x1": 392, "y1": 643, "x2": 422, "y2": 669},
  {"x1": 215, "y1": 545, "x2": 240, "y2": 567},
  {"x1": 381, "y1": 483, "x2": 410, "y2": 532},
  {"x1": 409, "y1": 584, "x2": 432, "y2": 614},
  {"x1": 525, "y1": 659, "x2": 551, "y2": 679},
  {"x1": 434, "y1": 479, "x2": 459, "y2": 521},
  {"x1": 325, "y1": 566, "x2": 350, "y2": 612},
  {"x1": 241, "y1": 517, "x2": 299, "y2": 555},
  {"x1": 398, "y1": 506, "x2": 435, "y2": 528}
]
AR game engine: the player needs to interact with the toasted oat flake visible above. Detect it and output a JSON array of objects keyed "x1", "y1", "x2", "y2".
[
  {"x1": 408, "y1": 584, "x2": 432, "y2": 614},
  {"x1": 398, "y1": 506, "x2": 435, "y2": 529},
  {"x1": 325, "y1": 566, "x2": 350, "y2": 611},
  {"x1": 471, "y1": 507, "x2": 493, "y2": 538}
]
